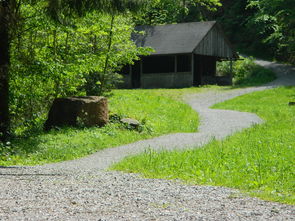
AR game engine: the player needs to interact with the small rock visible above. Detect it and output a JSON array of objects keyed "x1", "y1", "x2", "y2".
[{"x1": 120, "y1": 118, "x2": 140, "y2": 128}]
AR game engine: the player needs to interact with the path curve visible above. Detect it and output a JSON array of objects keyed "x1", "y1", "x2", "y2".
[
  {"x1": 0, "y1": 60, "x2": 294, "y2": 220},
  {"x1": 36, "y1": 60, "x2": 295, "y2": 172}
]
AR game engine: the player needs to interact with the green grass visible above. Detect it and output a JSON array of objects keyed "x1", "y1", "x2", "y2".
[
  {"x1": 112, "y1": 87, "x2": 295, "y2": 204},
  {"x1": 0, "y1": 88, "x2": 203, "y2": 166},
  {"x1": 234, "y1": 64, "x2": 276, "y2": 87}
]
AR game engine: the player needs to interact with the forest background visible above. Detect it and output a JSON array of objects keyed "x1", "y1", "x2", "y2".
[{"x1": 0, "y1": 0, "x2": 294, "y2": 141}]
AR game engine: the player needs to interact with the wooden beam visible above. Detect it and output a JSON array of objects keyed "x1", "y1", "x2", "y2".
[
  {"x1": 230, "y1": 59, "x2": 233, "y2": 85},
  {"x1": 191, "y1": 53, "x2": 194, "y2": 86},
  {"x1": 213, "y1": 57, "x2": 217, "y2": 76},
  {"x1": 230, "y1": 59, "x2": 233, "y2": 76}
]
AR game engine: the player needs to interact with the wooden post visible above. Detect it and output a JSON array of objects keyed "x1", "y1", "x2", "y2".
[
  {"x1": 230, "y1": 59, "x2": 233, "y2": 84},
  {"x1": 213, "y1": 57, "x2": 217, "y2": 76},
  {"x1": 191, "y1": 53, "x2": 194, "y2": 86}
]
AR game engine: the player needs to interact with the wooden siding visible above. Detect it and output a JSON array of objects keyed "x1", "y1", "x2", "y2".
[
  {"x1": 141, "y1": 72, "x2": 193, "y2": 88},
  {"x1": 194, "y1": 24, "x2": 234, "y2": 58}
]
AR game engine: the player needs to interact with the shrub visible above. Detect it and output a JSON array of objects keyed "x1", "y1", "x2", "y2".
[{"x1": 217, "y1": 57, "x2": 276, "y2": 86}]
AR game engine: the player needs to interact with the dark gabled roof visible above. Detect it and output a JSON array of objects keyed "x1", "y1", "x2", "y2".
[
  {"x1": 133, "y1": 21, "x2": 216, "y2": 55},
  {"x1": 132, "y1": 21, "x2": 239, "y2": 59}
]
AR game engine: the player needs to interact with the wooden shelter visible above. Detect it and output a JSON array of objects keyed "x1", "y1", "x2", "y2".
[{"x1": 120, "y1": 21, "x2": 239, "y2": 88}]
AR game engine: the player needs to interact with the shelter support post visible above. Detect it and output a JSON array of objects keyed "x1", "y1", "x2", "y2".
[
  {"x1": 230, "y1": 59, "x2": 233, "y2": 74},
  {"x1": 191, "y1": 53, "x2": 194, "y2": 85},
  {"x1": 229, "y1": 59, "x2": 233, "y2": 84}
]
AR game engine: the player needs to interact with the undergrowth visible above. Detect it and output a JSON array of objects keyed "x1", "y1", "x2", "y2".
[{"x1": 217, "y1": 56, "x2": 276, "y2": 86}]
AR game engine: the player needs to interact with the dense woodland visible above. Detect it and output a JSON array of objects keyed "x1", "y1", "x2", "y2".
[{"x1": 0, "y1": 0, "x2": 294, "y2": 141}]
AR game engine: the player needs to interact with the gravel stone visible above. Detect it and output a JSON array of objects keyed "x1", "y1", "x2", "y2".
[{"x1": 0, "y1": 60, "x2": 294, "y2": 220}]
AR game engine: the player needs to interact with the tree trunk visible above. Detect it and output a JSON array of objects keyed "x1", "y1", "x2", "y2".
[{"x1": 0, "y1": 1, "x2": 11, "y2": 142}]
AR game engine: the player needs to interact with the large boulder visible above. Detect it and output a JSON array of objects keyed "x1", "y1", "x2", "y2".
[{"x1": 44, "y1": 96, "x2": 108, "y2": 131}]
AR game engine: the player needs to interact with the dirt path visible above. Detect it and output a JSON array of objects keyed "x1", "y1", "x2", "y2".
[{"x1": 0, "y1": 60, "x2": 294, "y2": 220}]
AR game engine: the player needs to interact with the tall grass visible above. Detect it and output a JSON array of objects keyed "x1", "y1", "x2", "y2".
[
  {"x1": 112, "y1": 87, "x2": 295, "y2": 204},
  {"x1": 0, "y1": 88, "x2": 201, "y2": 166}
]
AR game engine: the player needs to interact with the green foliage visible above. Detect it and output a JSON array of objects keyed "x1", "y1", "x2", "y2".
[
  {"x1": 0, "y1": 0, "x2": 149, "y2": 142},
  {"x1": 134, "y1": 0, "x2": 221, "y2": 25},
  {"x1": 112, "y1": 87, "x2": 295, "y2": 204},
  {"x1": 82, "y1": 71, "x2": 122, "y2": 96},
  {"x1": 9, "y1": 3, "x2": 151, "y2": 135},
  {"x1": 0, "y1": 88, "x2": 199, "y2": 165},
  {"x1": 47, "y1": 0, "x2": 148, "y2": 20},
  {"x1": 217, "y1": 57, "x2": 276, "y2": 86},
  {"x1": 213, "y1": 0, "x2": 295, "y2": 64},
  {"x1": 246, "y1": 0, "x2": 295, "y2": 63}
]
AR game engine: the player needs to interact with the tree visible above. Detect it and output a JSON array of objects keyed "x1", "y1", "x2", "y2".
[
  {"x1": 0, "y1": 0, "x2": 17, "y2": 141},
  {"x1": 247, "y1": 0, "x2": 295, "y2": 63},
  {"x1": 9, "y1": 8, "x2": 151, "y2": 135},
  {"x1": 134, "y1": 0, "x2": 221, "y2": 25},
  {"x1": 0, "y1": 0, "x2": 147, "y2": 142},
  {"x1": 209, "y1": 0, "x2": 295, "y2": 63}
]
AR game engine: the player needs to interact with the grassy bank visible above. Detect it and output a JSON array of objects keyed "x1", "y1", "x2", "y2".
[
  {"x1": 0, "y1": 88, "x2": 202, "y2": 166},
  {"x1": 112, "y1": 87, "x2": 295, "y2": 204}
]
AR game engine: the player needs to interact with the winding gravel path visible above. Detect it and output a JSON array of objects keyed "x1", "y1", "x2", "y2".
[{"x1": 1, "y1": 60, "x2": 294, "y2": 220}]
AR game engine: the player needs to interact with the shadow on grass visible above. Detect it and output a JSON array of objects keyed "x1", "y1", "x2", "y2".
[{"x1": 9, "y1": 126, "x2": 86, "y2": 156}]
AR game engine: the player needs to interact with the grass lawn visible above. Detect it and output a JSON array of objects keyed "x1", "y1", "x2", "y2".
[
  {"x1": 112, "y1": 87, "x2": 295, "y2": 204},
  {"x1": 0, "y1": 87, "x2": 206, "y2": 166}
]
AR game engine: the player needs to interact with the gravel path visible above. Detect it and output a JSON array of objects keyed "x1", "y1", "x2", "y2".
[{"x1": 1, "y1": 60, "x2": 294, "y2": 220}]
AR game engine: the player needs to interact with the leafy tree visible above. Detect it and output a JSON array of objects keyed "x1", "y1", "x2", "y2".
[
  {"x1": 247, "y1": 0, "x2": 295, "y2": 63},
  {"x1": 134, "y1": 0, "x2": 221, "y2": 25},
  {"x1": 0, "y1": 0, "x2": 147, "y2": 142},
  {"x1": 211, "y1": 0, "x2": 295, "y2": 63}
]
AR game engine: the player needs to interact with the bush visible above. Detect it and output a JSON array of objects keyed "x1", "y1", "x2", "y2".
[{"x1": 217, "y1": 57, "x2": 276, "y2": 86}]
